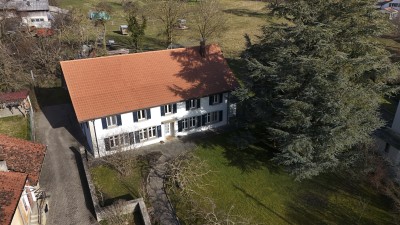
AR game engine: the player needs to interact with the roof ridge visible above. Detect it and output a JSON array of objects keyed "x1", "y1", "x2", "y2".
[{"x1": 60, "y1": 44, "x2": 220, "y2": 64}]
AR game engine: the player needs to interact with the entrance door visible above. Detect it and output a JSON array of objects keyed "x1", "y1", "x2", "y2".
[{"x1": 169, "y1": 122, "x2": 175, "y2": 137}]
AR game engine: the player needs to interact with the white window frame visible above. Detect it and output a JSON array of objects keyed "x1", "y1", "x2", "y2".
[
  {"x1": 139, "y1": 129, "x2": 147, "y2": 140},
  {"x1": 148, "y1": 126, "x2": 157, "y2": 139},
  {"x1": 109, "y1": 135, "x2": 119, "y2": 148},
  {"x1": 189, "y1": 117, "x2": 196, "y2": 128},
  {"x1": 212, "y1": 94, "x2": 220, "y2": 104},
  {"x1": 205, "y1": 113, "x2": 211, "y2": 124},
  {"x1": 211, "y1": 111, "x2": 218, "y2": 122},
  {"x1": 137, "y1": 109, "x2": 146, "y2": 120},
  {"x1": 106, "y1": 115, "x2": 117, "y2": 127},
  {"x1": 182, "y1": 119, "x2": 188, "y2": 129},
  {"x1": 164, "y1": 104, "x2": 172, "y2": 114},
  {"x1": 189, "y1": 99, "x2": 197, "y2": 109},
  {"x1": 164, "y1": 123, "x2": 170, "y2": 134}
]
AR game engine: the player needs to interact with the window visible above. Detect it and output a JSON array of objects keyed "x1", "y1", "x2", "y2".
[
  {"x1": 212, "y1": 94, "x2": 219, "y2": 104},
  {"x1": 106, "y1": 116, "x2": 117, "y2": 127},
  {"x1": 109, "y1": 135, "x2": 119, "y2": 148},
  {"x1": 137, "y1": 110, "x2": 146, "y2": 120},
  {"x1": 189, "y1": 117, "x2": 196, "y2": 128},
  {"x1": 205, "y1": 111, "x2": 219, "y2": 124},
  {"x1": 182, "y1": 119, "x2": 188, "y2": 129},
  {"x1": 138, "y1": 126, "x2": 158, "y2": 141},
  {"x1": 164, "y1": 123, "x2": 170, "y2": 134},
  {"x1": 211, "y1": 111, "x2": 218, "y2": 122},
  {"x1": 139, "y1": 129, "x2": 147, "y2": 140},
  {"x1": 105, "y1": 133, "x2": 131, "y2": 150},
  {"x1": 39, "y1": 18, "x2": 44, "y2": 22},
  {"x1": 164, "y1": 104, "x2": 172, "y2": 114},
  {"x1": 189, "y1": 99, "x2": 197, "y2": 108},
  {"x1": 148, "y1": 127, "x2": 157, "y2": 138},
  {"x1": 205, "y1": 113, "x2": 211, "y2": 123}
]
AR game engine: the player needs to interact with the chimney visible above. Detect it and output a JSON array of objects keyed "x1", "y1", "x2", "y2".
[
  {"x1": 0, "y1": 154, "x2": 8, "y2": 172},
  {"x1": 199, "y1": 39, "x2": 206, "y2": 58}
]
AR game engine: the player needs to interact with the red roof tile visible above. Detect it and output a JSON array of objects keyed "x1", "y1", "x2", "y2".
[
  {"x1": 61, "y1": 44, "x2": 238, "y2": 122},
  {"x1": 0, "y1": 172, "x2": 27, "y2": 225},
  {"x1": 0, "y1": 90, "x2": 29, "y2": 104},
  {"x1": 0, "y1": 135, "x2": 46, "y2": 185}
]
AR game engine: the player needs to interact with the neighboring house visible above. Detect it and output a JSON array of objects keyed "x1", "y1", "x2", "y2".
[
  {"x1": 0, "y1": 134, "x2": 48, "y2": 225},
  {"x1": 0, "y1": 90, "x2": 31, "y2": 118},
  {"x1": 0, "y1": 0, "x2": 51, "y2": 28},
  {"x1": 378, "y1": 0, "x2": 400, "y2": 19},
  {"x1": 61, "y1": 44, "x2": 238, "y2": 157}
]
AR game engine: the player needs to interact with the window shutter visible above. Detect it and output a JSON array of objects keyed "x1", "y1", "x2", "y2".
[
  {"x1": 219, "y1": 110, "x2": 223, "y2": 122},
  {"x1": 178, "y1": 120, "x2": 183, "y2": 132},
  {"x1": 219, "y1": 93, "x2": 223, "y2": 103},
  {"x1": 173, "y1": 103, "x2": 177, "y2": 114},
  {"x1": 197, "y1": 116, "x2": 201, "y2": 127},
  {"x1": 186, "y1": 100, "x2": 190, "y2": 111},
  {"x1": 160, "y1": 106, "x2": 165, "y2": 116},
  {"x1": 202, "y1": 115, "x2": 206, "y2": 126},
  {"x1": 209, "y1": 95, "x2": 213, "y2": 105},
  {"x1": 134, "y1": 131, "x2": 140, "y2": 143},
  {"x1": 129, "y1": 132, "x2": 134, "y2": 145},
  {"x1": 101, "y1": 118, "x2": 107, "y2": 129},
  {"x1": 157, "y1": 125, "x2": 162, "y2": 137},
  {"x1": 146, "y1": 108, "x2": 151, "y2": 119},
  {"x1": 117, "y1": 115, "x2": 122, "y2": 126},
  {"x1": 133, "y1": 111, "x2": 138, "y2": 122},
  {"x1": 104, "y1": 138, "x2": 110, "y2": 151},
  {"x1": 197, "y1": 99, "x2": 201, "y2": 108}
]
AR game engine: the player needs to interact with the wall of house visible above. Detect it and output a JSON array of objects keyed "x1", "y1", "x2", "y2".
[
  {"x1": 81, "y1": 122, "x2": 94, "y2": 155},
  {"x1": 89, "y1": 93, "x2": 230, "y2": 157},
  {"x1": 10, "y1": 194, "x2": 31, "y2": 225},
  {"x1": 19, "y1": 11, "x2": 50, "y2": 28}
]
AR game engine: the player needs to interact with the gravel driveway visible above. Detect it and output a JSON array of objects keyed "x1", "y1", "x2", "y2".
[{"x1": 37, "y1": 104, "x2": 98, "y2": 225}]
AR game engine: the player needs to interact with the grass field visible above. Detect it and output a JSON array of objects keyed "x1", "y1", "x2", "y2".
[
  {"x1": 0, "y1": 116, "x2": 30, "y2": 140},
  {"x1": 168, "y1": 134, "x2": 396, "y2": 225},
  {"x1": 58, "y1": 0, "x2": 271, "y2": 57},
  {"x1": 90, "y1": 164, "x2": 143, "y2": 206}
]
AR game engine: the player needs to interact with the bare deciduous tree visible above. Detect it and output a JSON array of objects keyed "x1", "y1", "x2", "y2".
[{"x1": 0, "y1": 42, "x2": 30, "y2": 91}]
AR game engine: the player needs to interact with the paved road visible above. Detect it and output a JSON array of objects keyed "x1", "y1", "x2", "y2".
[{"x1": 37, "y1": 104, "x2": 98, "y2": 225}]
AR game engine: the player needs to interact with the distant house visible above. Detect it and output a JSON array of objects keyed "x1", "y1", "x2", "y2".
[
  {"x1": 378, "y1": 0, "x2": 400, "y2": 19},
  {"x1": 0, "y1": 0, "x2": 51, "y2": 28},
  {"x1": 61, "y1": 44, "x2": 238, "y2": 157},
  {"x1": 0, "y1": 134, "x2": 48, "y2": 225},
  {"x1": 0, "y1": 90, "x2": 31, "y2": 118}
]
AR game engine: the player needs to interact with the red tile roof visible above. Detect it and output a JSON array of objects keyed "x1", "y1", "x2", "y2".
[
  {"x1": 0, "y1": 90, "x2": 29, "y2": 104},
  {"x1": 0, "y1": 172, "x2": 27, "y2": 225},
  {"x1": 61, "y1": 44, "x2": 238, "y2": 122},
  {"x1": 0, "y1": 135, "x2": 46, "y2": 185}
]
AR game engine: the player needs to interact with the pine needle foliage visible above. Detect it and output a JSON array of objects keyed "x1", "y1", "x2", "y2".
[{"x1": 237, "y1": 0, "x2": 399, "y2": 180}]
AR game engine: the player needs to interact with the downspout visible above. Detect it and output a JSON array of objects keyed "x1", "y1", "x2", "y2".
[
  {"x1": 226, "y1": 92, "x2": 230, "y2": 125},
  {"x1": 92, "y1": 120, "x2": 101, "y2": 157}
]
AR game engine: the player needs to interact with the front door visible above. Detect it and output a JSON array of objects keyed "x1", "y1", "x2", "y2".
[{"x1": 169, "y1": 122, "x2": 175, "y2": 137}]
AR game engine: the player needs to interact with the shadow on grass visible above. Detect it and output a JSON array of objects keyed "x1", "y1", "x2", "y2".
[
  {"x1": 223, "y1": 8, "x2": 267, "y2": 18},
  {"x1": 285, "y1": 174, "x2": 395, "y2": 225}
]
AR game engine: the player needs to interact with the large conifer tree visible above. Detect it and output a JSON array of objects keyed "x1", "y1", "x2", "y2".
[{"x1": 239, "y1": 0, "x2": 399, "y2": 179}]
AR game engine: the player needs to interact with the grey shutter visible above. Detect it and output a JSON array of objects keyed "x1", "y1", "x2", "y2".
[
  {"x1": 178, "y1": 120, "x2": 183, "y2": 132},
  {"x1": 160, "y1": 106, "x2": 165, "y2": 116},
  {"x1": 101, "y1": 118, "x2": 107, "y2": 129},
  {"x1": 104, "y1": 138, "x2": 110, "y2": 151},
  {"x1": 146, "y1": 108, "x2": 151, "y2": 119},
  {"x1": 133, "y1": 111, "x2": 138, "y2": 122},
  {"x1": 196, "y1": 99, "x2": 201, "y2": 108},
  {"x1": 202, "y1": 115, "x2": 206, "y2": 126},
  {"x1": 134, "y1": 131, "x2": 140, "y2": 143},
  {"x1": 209, "y1": 95, "x2": 213, "y2": 105},
  {"x1": 173, "y1": 103, "x2": 177, "y2": 113},
  {"x1": 117, "y1": 115, "x2": 122, "y2": 126},
  {"x1": 129, "y1": 132, "x2": 134, "y2": 145},
  {"x1": 197, "y1": 116, "x2": 202, "y2": 127},
  {"x1": 219, "y1": 110, "x2": 223, "y2": 122},
  {"x1": 219, "y1": 93, "x2": 223, "y2": 103},
  {"x1": 186, "y1": 100, "x2": 190, "y2": 110},
  {"x1": 157, "y1": 125, "x2": 162, "y2": 137}
]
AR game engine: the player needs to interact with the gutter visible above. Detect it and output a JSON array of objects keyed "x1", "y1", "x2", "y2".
[{"x1": 92, "y1": 120, "x2": 100, "y2": 157}]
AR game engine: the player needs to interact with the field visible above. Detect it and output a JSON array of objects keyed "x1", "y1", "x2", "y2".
[
  {"x1": 168, "y1": 134, "x2": 396, "y2": 225},
  {"x1": 58, "y1": 0, "x2": 272, "y2": 57},
  {"x1": 0, "y1": 116, "x2": 30, "y2": 140}
]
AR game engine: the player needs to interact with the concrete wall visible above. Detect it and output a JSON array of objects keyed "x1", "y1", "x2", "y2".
[{"x1": 87, "y1": 92, "x2": 230, "y2": 157}]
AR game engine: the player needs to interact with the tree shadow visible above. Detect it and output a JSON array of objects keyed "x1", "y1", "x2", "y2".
[
  {"x1": 223, "y1": 8, "x2": 267, "y2": 18},
  {"x1": 167, "y1": 45, "x2": 238, "y2": 100},
  {"x1": 233, "y1": 184, "x2": 294, "y2": 225}
]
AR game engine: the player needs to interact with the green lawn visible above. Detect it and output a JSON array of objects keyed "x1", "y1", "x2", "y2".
[
  {"x1": 90, "y1": 164, "x2": 143, "y2": 206},
  {"x1": 0, "y1": 116, "x2": 30, "y2": 140},
  {"x1": 58, "y1": 0, "x2": 272, "y2": 58},
  {"x1": 169, "y1": 134, "x2": 396, "y2": 225}
]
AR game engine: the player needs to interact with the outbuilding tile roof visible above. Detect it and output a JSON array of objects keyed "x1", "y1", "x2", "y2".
[
  {"x1": 0, "y1": 172, "x2": 27, "y2": 225},
  {"x1": 0, "y1": 134, "x2": 46, "y2": 186},
  {"x1": 61, "y1": 44, "x2": 238, "y2": 122},
  {"x1": 0, "y1": 90, "x2": 29, "y2": 104}
]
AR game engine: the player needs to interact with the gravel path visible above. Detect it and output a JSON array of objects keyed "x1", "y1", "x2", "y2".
[{"x1": 37, "y1": 104, "x2": 98, "y2": 225}]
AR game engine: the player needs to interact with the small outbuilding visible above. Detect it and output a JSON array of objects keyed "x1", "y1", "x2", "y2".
[{"x1": 120, "y1": 25, "x2": 128, "y2": 35}]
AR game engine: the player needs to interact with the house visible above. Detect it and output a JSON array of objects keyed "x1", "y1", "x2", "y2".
[
  {"x1": 0, "y1": 90, "x2": 31, "y2": 118},
  {"x1": 0, "y1": 134, "x2": 48, "y2": 225},
  {"x1": 0, "y1": 0, "x2": 51, "y2": 28},
  {"x1": 61, "y1": 44, "x2": 238, "y2": 157},
  {"x1": 378, "y1": 0, "x2": 400, "y2": 19}
]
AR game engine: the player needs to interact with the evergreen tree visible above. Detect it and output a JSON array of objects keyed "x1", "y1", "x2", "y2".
[
  {"x1": 127, "y1": 13, "x2": 147, "y2": 52},
  {"x1": 238, "y1": 0, "x2": 399, "y2": 180}
]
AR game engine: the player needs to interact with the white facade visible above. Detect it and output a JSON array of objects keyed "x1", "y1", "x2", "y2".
[
  {"x1": 20, "y1": 11, "x2": 50, "y2": 28},
  {"x1": 82, "y1": 92, "x2": 232, "y2": 157},
  {"x1": 381, "y1": 0, "x2": 400, "y2": 10}
]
